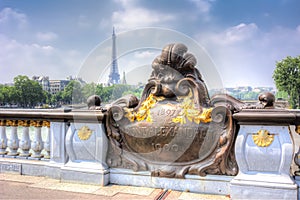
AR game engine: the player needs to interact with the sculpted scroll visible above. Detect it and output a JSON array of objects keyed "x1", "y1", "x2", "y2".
[{"x1": 105, "y1": 43, "x2": 242, "y2": 178}]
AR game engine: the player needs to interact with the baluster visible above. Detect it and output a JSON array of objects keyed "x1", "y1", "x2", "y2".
[
  {"x1": 0, "y1": 120, "x2": 8, "y2": 155},
  {"x1": 43, "y1": 121, "x2": 51, "y2": 159},
  {"x1": 19, "y1": 120, "x2": 31, "y2": 157},
  {"x1": 7, "y1": 120, "x2": 19, "y2": 156},
  {"x1": 31, "y1": 120, "x2": 44, "y2": 158}
]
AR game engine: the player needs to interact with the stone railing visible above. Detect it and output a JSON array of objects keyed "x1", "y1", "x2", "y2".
[
  {"x1": 231, "y1": 109, "x2": 300, "y2": 199},
  {"x1": 0, "y1": 108, "x2": 300, "y2": 199},
  {"x1": 0, "y1": 108, "x2": 107, "y2": 185},
  {"x1": 0, "y1": 119, "x2": 51, "y2": 158}
]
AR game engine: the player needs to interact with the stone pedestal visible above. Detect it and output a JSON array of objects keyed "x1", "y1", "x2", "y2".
[
  {"x1": 230, "y1": 125, "x2": 297, "y2": 199},
  {"x1": 61, "y1": 122, "x2": 109, "y2": 185}
]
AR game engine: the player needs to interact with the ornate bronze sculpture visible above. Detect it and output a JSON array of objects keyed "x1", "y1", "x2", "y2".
[{"x1": 105, "y1": 43, "x2": 245, "y2": 178}]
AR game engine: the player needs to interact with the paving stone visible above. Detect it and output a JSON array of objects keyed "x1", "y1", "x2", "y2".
[
  {"x1": 120, "y1": 185, "x2": 155, "y2": 196},
  {"x1": 179, "y1": 192, "x2": 230, "y2": 200},
  {"x1": 93, "y1": 185, "x2": 123, "y2": 196},
  {"x1": 164, "y1": 190, "x2": 182, "y2": 200},
  {"x1": 29, "y1": 178, "x2": 60, "y2": 189},
  {"x1": 48, "y1": 182, "x2": 100, "y2": 194},
  {"x1": 0, "y1": 173, "x2": 45, "y2": 184},
  {"x1": 0, "y1": 173, "x2": 230, "y2": 199}
]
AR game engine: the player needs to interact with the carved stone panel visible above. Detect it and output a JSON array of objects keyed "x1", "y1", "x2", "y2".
[{"x1": 105, "y1": 43, "x2": 240, "y2": 178}]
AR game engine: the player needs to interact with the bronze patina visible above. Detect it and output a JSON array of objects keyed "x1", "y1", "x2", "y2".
[{"x1": 105, "y1": 43, "x2": 244, "y2": 178}]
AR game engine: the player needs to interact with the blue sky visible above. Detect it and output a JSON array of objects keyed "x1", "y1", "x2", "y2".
[{"x1": 0, "y1": 0, "x2": 300, "y2": 88}]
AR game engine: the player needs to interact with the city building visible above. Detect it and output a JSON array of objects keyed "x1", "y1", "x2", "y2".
[
  {"x1": 32, "y1": 76, "x2": 86, "y2": 95},
  {"x1": 49, "y1": 80, "x2": 70, "y2": 95},
  {"x1": 32, "y1": 76, "x2": 50, "y2": 92}
]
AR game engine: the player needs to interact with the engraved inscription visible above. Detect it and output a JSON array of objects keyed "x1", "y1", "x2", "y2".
[
  {"x1": 157, "y1": 108, "x2": 180, "y2": 117},
  {"x1": 124, "y1": 126, "x2": 205, "y2": 138},
  {"x1": 0, "y1": 163, "x2": 21, "y2": 174}
]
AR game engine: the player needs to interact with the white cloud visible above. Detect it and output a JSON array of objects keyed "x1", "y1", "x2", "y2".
[
  {"x1": 223, "y1": 23, "x2": 258, "y2": 43},
  {"x1": 0, "y1": 34, "x2": 82, "y2": 83},
  {"x1": 297, "y1": 25, "x2": 300, "y2": 33},
  {"x1": 206, "y1": 23, "x2": 258, "y2": 45},
  {"x1": 195, "y1": 23, "x2": 300, "y2": 87},
  {"x1": 189, "y1": 0, "x2": 212, "y2": 14},
  {"x1": 78, "y1": 14, "x2": 91, "y2": 29},
  {"x1": 112, "y1": 0, "x2": 176, "y2": 31},
  {"x1": 36, "y1": 32, "x2": 58, "y2": 42},
  {"x1": 188, "y1": 0, "x2": 214, "y2": 21},
  {"x1": 0, "y1": 7, "x2": 28, "y2": 29},
  {"x1": 134, "y1": 50, "x2": 156, "y2": 59}
]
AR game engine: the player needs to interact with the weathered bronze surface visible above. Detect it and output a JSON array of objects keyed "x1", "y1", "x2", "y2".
[
  {"x1": 105, "y1": 43, "x2": 243, "y2": 178},
  {"x1": 87, "y1": 95, "x2": 102, "y2": 109}
]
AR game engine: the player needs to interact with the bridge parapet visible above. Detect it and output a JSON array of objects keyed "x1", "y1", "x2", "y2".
[
  {"x1": 231, "y1": 109, "x2": 300, "y2": 199},
  {"x1": 0, "y1": 109, "x2": 108, "y2": 185}
]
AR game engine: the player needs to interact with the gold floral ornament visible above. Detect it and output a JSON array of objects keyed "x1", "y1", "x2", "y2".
[
  {"x1": 172, "y1": 91, "x2": 212, "y2": 125},
  {"x1": 252, "y1": 129, "x2": 274, "y2": 147},
  {"x1": 77, "y1": 126, "x2": 93, "y2": 140},
  {"x1": 124, "y1": 93, "x2": 165, "y2": 123}
]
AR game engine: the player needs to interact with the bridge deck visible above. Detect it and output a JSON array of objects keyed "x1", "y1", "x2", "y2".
[{"x1": 0, "y1": 173, "x2": 229, "y2": 200}]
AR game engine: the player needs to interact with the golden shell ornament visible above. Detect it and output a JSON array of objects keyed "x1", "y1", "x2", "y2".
[
  {"x1": 252, "y1": 129, "x2": 274, "y2": 147},
  {"x1": 77, "y1": 126, "x2": 93, "y2": 140}
]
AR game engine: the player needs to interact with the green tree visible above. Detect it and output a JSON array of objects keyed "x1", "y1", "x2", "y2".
[
  {"x1": 275, "y1": 90, "x2": 288, "y2": 100},
  {"x1": 273, "y1": 56, "x2": 300, "y2": 109},
  {"x1": 95, "y1": 84, "x2": 114, "y2": 103},
  {"x1": 51, "y1": 91, "x2": 63, "y2": 106},
  {"x1": 14, "y1": 75, "x2": 45, "y2": 107},
  {"x1": 243, "y1": 91, "x2": 259, "y2": 100},
  {"x1": 82, "y1": 83, "x2": 97, "y2": 100},
  {"x1": 111, "y1": 84, "x2": 134, "y2": 100},
  {"x1": 0, "y1": 85, "x2": 18, "y2": 105},
  {"x1": 0, "y1": 85, "x2": 4, "y2": 105},
  {"x1": 62, "y1": 80, "x2": 84, "y2": 104},
  {"x1": 43, "y1": 91, "x2": 52, "y2": 104},
  {"x1": 122, "y1": 87, "x2": 143, "y2": 99}
]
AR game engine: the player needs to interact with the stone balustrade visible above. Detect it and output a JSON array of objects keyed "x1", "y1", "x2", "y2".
[
  {"x1": 0, "y1": 108, "x2": 107, "y2": 185},
  {"x1": 0, "y1": 108, "x2": 299, "y2": 199},
  {"x1": 232, "y1": 109, "x2": 300, "y2": 199},
  {"x1": 0, "y1": 119, "x2": 50, "y2": 159}
]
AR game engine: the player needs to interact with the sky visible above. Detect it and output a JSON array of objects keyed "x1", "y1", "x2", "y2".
[{"x1": 0, "y1": 0, "x2": 300, "y2": 89}]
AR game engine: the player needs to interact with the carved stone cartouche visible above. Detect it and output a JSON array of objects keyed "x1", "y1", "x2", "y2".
[{"x1": 105, "y1": 43, "x2": 241, "y2": 178}]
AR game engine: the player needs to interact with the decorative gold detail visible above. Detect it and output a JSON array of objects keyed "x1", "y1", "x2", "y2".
[
  {"x1": 1, "y1": 120, "x2": 49, "y2": 127},
  {"x1": 18, "y1": 120, "x2": 30, "y2": 127},
  {"x1": 124, "y1": 94, "x2": 165, "y2": 122},
  {"x1": 77, "y1": 126, "x2": 93, "y2": 140},
  {"x1": 296, "y1": 125, "x2": 300, "y2": 134},
  {"x1": 252, "y1": 129, "x2": 274, "y2": 147},
  {"x1": 6, "y1": 120, "x2": 18, "y2": 127},
  {"x1": 42, "y1": 121, "x2": 50, "y2": 128},
  {"x1": 0, "y1": 120, "x2": 6, "y2": 126},
  {"x1": 30, "y1": 120, "x2": 43, "y2": 127},
  {"x1": 30, "y1": 120, "x2": 36, "y2": 127},
  {"x1": 172, "y1": 91, "x2": 212, "y2": 124}
]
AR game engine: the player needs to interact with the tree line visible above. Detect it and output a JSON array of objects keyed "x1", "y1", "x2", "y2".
[
  {"x1": 0, "y1": 75, "x2": 143, "y2": 108},
  {"x1": 0, "y1": 55, "x2": 299, "y2": 109},
  {"x1": 273, "y1": 55, "x2": 300, "y2": 109}
]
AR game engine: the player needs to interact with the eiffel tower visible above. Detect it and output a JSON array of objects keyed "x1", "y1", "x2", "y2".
[{"x1": 108, "y1": 27, "x2": 121, "y2": 85}]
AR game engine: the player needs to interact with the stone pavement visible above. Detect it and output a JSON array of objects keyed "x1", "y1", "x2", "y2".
[{"x1": 0, "y1": 173, "x2": 230, "y2": 200}]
